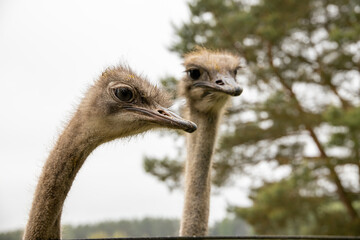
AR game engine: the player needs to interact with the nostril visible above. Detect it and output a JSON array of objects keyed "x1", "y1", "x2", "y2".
[
  {"x1": 215, "y1": 79, "x2": 224, "y2": 85},
  {"x1": 158, "y1": 109, "x2": 171, "y2": 117}
]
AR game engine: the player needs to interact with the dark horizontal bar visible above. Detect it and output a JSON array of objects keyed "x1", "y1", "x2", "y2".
[{"x1": 62, "y1": 235, "x2": 360, "y2": 240}]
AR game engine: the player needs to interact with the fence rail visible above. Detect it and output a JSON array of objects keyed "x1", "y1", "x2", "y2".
[{"x1": 63, "y1": 236, "x2": 360, "y2": 240}]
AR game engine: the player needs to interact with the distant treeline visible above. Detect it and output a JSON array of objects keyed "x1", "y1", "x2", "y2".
[{"x1": 0, "y1": 217, "x2": 251, "y2": 239}]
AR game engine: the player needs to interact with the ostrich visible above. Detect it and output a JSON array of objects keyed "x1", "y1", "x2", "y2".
[
  {"x1": 23, "y1": 65, "x2": 197, "y2": 240},
  {"x1": 179, "y1": 48, "x2": 242, "y2": 236}
]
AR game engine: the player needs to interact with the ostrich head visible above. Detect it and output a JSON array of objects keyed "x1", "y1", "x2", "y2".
[
  {"x1": 180, "y1": 48, "x2": 243, "y2": 113},
  {"x1": 79, "y1": 65, "x2": 197, "y2": 142}
]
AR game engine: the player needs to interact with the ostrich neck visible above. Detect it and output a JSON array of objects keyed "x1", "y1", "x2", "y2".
[
  {"x1": 180, "y1": 107, "x2": 221, "y2": 236},
  {"x1": 24, "y1": 112, "x2": 102, "y2": 240}
]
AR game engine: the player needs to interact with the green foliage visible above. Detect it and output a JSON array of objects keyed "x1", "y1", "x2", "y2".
[
  {"x1": 325, "y1": 106, "x2": 360, "y2": 130},
  {"x1": 144, "y1": 0, "x2": 360, "y2": 235},
  {"x1": 62, "y1": 218, "x2": 179, "y2": 238},
  {"x1": 160, "y1": 76, "x2": 179, "y2": 99},
  {"x1": 144, "y1": 157, "x2": 184, "y2": 190},
  {"x1": 0, "y1": 217, "x2": 251, "y2": 239},
  {"x1": 210, "y1": 217, "x2": 252, "y2": 236},
  {"x1": 0, "y1": 230, "x2": 23, "y2": 240},
  {"x1": 233, "y1": 167, "x2": 360, "y2": 235}
]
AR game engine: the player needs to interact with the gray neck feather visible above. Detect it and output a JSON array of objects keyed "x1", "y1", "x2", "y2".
[
  {"x1": 24, "y1": 113, "x2": 102, "y2": 240},
  {"x1": 180, "y1": 107, "x2": 221, "y2": 236}
]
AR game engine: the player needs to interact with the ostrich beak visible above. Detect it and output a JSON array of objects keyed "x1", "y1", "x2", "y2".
[
  {"x1": 193, "y1": 73, "x2": 243, "y2": 96},
  {"x1": 123, "y1": 106, "x2": 197, "y2": 133}
]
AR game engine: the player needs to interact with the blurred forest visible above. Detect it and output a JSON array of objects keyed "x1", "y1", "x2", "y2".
[
  {"x1": 144, "y1": 0, "x2": 360, "y2": 235},
  {"x1": 0, "y1": 217, "x2": 250, "y2": 239}
]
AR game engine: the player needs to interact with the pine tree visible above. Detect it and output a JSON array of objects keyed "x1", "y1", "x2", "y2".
[{"x1": 144, "y1": 0, "x2": 360, "y2": 234}]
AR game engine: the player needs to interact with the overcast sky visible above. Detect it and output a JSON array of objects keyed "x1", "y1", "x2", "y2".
[{"x1": 0, "y1": 0, "x2": 256, "y2": 232}]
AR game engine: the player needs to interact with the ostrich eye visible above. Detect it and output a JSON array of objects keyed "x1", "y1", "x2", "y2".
[
  {"x1": 188, "y1": 69, "x2": 201, "y2": 80},
  {"x1": 114, "y1": 87, "x2": 134, "y2": 102}
]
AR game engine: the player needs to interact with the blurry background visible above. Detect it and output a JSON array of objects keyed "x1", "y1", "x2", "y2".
[
  {"x1": 1, "y1": 0, "x2": 360, "y2": 238},
  {"x1": 0, "y1": 0, "x2": 248, "y2": 238}
]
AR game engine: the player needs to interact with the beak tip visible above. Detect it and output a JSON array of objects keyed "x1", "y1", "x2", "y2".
[
  {"x1": 185, "y1": 122, "x2": 197, "y2": 133},
  {"x1": 233, "y1": 87, "x2": 243, "y2": 96}
]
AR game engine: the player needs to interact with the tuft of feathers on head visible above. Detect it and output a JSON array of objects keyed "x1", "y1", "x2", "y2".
[
  {"x1": 100, "y1": 64, "x2": 172, "y2": 108},
  {"x1": 183, "y1": 46, "x2": 240, "y2": 70}
]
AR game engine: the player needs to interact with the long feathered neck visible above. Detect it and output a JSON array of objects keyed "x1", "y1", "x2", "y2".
[
  {"x1": 180, "y1": 105, "x2": 223, "y2": 236},
  {"x1": 24, "y1": 111, "x2": 103, "y2": 240}
]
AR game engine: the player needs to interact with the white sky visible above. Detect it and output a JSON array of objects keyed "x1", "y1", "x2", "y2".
[{"x1": 0, "y1": 0, "x2": 252, "y2": 232}]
